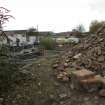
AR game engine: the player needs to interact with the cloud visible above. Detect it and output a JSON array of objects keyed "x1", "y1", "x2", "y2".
[
  {"x1": 89, "y1": 0, "x2": 105, "y2": 12},
  {"x1": 2, "y1": 0, "x2": 105, "y2": 32}
]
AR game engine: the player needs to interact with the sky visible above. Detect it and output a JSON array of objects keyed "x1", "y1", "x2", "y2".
[{"x1": 1, "y1": 0, "x2": 105, "y2": 32}]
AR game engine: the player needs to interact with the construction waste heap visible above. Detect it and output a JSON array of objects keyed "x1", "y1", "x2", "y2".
[{"x1": 52, "y1": 26, "x2": 105, "y2": 97}]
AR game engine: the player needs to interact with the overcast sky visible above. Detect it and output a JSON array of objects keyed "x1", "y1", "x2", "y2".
[{"x1": 1, "y1": 0, "x2": 105, "y2": 32}]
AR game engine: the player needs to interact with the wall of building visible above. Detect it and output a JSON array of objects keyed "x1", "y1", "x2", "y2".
[{"x1": 8, "y1": 34, "x2": 38, "y2": 46}]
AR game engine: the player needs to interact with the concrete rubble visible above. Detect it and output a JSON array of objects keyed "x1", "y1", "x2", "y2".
[
  {"x1": 52, "y1": 26, "x2": 105, "y2": 96},
  {"x1": 71, "y1": 69, "x2": 102, "y2": 92}
]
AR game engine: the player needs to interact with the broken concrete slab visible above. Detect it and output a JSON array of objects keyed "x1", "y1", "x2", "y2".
[
  {"x1": 70, "y1": 69, "x2": 100, "y2": 91},
  {"x1": 71, "y1": 69, "x2": 95, "y2": 80},
  {"x1": 80, "y1": 76, "x2": 101, "y2": 92},
  {"x1": 73, "y1": 53, "x2": 82, "y2": 59}
]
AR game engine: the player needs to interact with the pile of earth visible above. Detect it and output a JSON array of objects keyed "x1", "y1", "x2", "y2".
[
  {"x1": 73, "y1": 26, "x2": 105, "y2": 76},
  {"x1": 52, "y1": 26, "x2": 105, "y2": 81}
]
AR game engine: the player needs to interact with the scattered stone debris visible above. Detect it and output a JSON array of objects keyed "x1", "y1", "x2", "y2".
[
  {"x1": 52, "y1": 26, "x2": 105, "y2": 97},
  {"x1": 73, "y1": 32, "x2": 105, "y2": 75},
  {"x1": 99, "y1": 89, "x2": 105, "y2": 97},
  {"x1": 0, "y1": 98, "x2": 4, "y2": 104},
  {"x1": 52, "y1": 64, "x2": 59, "y2": 69},
  {"x1": 59, "y1": 93, "x2": 67, "y2": 99},
  {"x1": 73, "y1": 53, "x2": 82, "y2": 59}
]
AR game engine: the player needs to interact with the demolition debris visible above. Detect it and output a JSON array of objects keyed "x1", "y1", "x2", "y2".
[{"x1": 52, "y1": 26, "x2": 105, "y2": 96}]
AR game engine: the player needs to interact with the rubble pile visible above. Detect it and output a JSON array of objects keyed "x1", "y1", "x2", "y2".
[
  {"x1": 74, "y1": 28, "x2": 105, "y2": 76},
  {"x1": 54, "y1": 26, "x2": 105, "y2": 78},
  {"x1": 52, "y1": 26, "x2": 105, "y2": 95}
]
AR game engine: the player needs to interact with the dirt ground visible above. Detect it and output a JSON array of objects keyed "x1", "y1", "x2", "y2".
[{"x1": 2, "y1": 51, "x2": 105, "y2": 105}]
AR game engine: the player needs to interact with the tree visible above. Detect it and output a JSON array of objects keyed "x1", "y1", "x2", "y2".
[
  {"x1": 76, "y1": 24, "x2": 85, "y2": 32},
  {"x1": 27, "y1": 27, "x2": 37, "y2": 35},
  {"x1": 27, "y1": 27, "x2": 39, "y2": 42},
  {"x1": 0, "y1": 7, "x2": 20, "y2": 92},
  {"x1": 89, "y1": 20, "x2": 105, "y2": 33},
  {"x1": 0, "y1": 7, "x2": 14, "y2": 46},
  {"x1": 72, "y1": 24, "x2": 85, "y2": 32},
  {"x1": 0, "y1": 7, "x2": 14, "y2": 30}
]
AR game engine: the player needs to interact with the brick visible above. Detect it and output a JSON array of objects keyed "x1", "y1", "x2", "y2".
[
  {"x1": 71, "y1": 69, "x2": 95, "y2": 80},
  {"x1": 80, "y1": 77, "x2": 99, "y2": 84},
  {"x1": 71, "y1": 69, "x2": 96, "y2": 90},
  {"x1": 80, "y1": 76, "x2": 101, "y2": 92}
]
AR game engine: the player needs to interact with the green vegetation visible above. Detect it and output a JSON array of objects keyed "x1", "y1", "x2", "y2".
[
  {"x1": 0, "y1": 7, "x2": 20, "y2": 92},
  {"x1": 89, "y1": 20, "x2": 105, "y2": 33},
  {"x1": 72, "y1": 24, "x2": 85, "y2": 32},
  {"x1": 40, "y1": 37, "x2": 56, "y2": 50},
  {"x1": 76, "y1": 24, "x2": 85, "y2": 32},
  {"x1": 0, "y1": 45, "x2": 19, "y2": 92}
]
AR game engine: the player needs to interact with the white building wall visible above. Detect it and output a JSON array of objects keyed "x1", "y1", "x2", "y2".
[
  {"x1": 8, "y1": 34, "x2": 37, "y2": 46},
  {"x1": 27, "y1": 36, "x2": 36, "y2": 44}
]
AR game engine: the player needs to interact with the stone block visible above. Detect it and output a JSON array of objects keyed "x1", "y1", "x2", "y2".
[
  {"x1": 80, "y1": 76, "x2": 101, "y2": 92},
  {"x1": 71, "y1": 69, "x2": 97, "y2": 90},
  {"x1": 71, "y1": 69, "x2": 95, "y2": 80},
  {"x1": 95, "y1": 75, "x2": 105, "y2": 88}
]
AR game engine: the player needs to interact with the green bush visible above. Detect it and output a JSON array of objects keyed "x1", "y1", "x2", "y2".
[
  {"x1": 0, "y1": 45, "x2": 20, "y2": 92},
  {"x1": 0, "y1": 62, "x2": 19, "y2": 91},
  {"x1": 0, "y1": 45, "x2": 34, "y2": 93},
  {"x1": 40, "y1": 37, "x2": 56, "y2": 50},
  {"x1": 89, "y1": 20, "x2": 105, "y2": 33}
]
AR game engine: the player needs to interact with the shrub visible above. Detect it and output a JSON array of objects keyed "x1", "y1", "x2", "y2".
[
  {"x1": 0, "y1": 45, "x2": 20, "y2": 92},
  {"x1": 89, "y1": 20, "x2": 105, "y2": 33},
  {"x1": 0, "y1": 62, "x2": 19, "y2": 91},
  {"x1": 40, "y1": 37, "x2": 56, "y2": 50}
]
